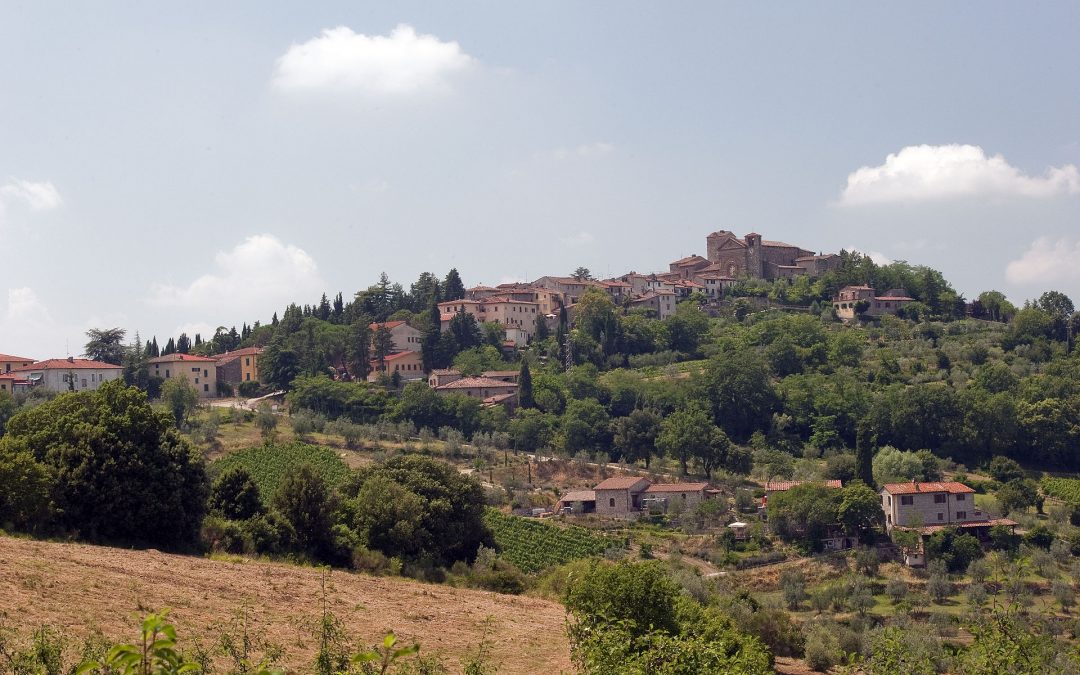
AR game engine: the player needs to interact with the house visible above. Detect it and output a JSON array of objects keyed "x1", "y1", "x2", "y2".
[
  {"x1": 669, "y1": 254, "x2": 712, "y2": 279},
  {"x1": 531, "y1": 276, "x2": 603, "y2": 304},
  {"x1": 428, "y1": 369, "x2": 463, "y2": 387},
  {"x1": 13, "y1": 357, "x2": 124, "y2": 392},
  {"x1": 691, "y1": 269, "x2": 737, "y2": 299},
  {"x1": 0, "y1": 373, "x2": 32, "y2": 395},
  {"x1": 438, "y1": 297, "x2": 542, "y2": 344},
  {"x1": 214, "y1": 347, "x2": 263, "y2": 385},
  {"x1": 629, "y1": 290, "x2": 677, "y2": 319},
  {"x1": 881, "y1": 481, "x2": 1018, "y2": 566},
  {"x1": 641, "y1": 482, "x2": 713, "y2": 512},
  {"x1": 368, "y1": 351, "x2": 426, "y2": 383},
  {"x1": 148, "y1": 353, "x2": 219, "y2": 397},
  {"x1": 761, "y1": 480, "x2": 842, "y2": 514},
  {"x1": 0, "y1": 353, "x2": 35, "y2": 374},
  {"x1": 706, "y1": 231, "x2": 826, "y2": 280},
  {"x1": 481, "y1": 370, "x2": 519, "y2": 383},
  {"x1": 833, "y1": 286, "x2": 915, "y2": 320},
  {"x1": 618, "y1": 272, "x2": 677, "y2": 297},
  {"x1": 594, "y1": 476, "x2": 652, "y2": 516},
  {"x1": 557, "y1": 490, "x2": 597, "y2": 514},
  {"x1": 370, "y1": 321, "x2": 423, "y2": 352},
  {"x1": 728, "y1": 521, "x2": 750, "y2": 541},
  {"x1": 432, "y1": 376, "x2": 519, "y2": 408}
]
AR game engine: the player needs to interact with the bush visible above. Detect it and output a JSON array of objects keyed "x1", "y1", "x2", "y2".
[
  {"x1": 886, "y1": 578, "x2": 908, "y2": 604},
  {"x1": 1024, "y1": 524, "x2": 1054, "y2": 550},
  {"x1": 208, "y1": 466, "x2": 264, "y2": 520},
  {"x1": 927, "y1": 573, "x2": 952, "y2": 603}
]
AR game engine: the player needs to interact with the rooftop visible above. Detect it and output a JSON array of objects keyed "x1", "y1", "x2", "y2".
[
  {"x1": 369, "y1": 320, "x2": 408, "y2": 330},
  {"x1": 895, "y1": 518, "x2": 1018, "y2": 535},
  {"x1": 882, "y1": 481, "x2": 976, "y2": 495},
  {"x1": 436, "y1": 376, "x2": 519, "y2": 390},
  {"x1": 559, "y1": 490, "x2": 596, "y2": 503},
  {"x1": 14, "y1": 358, "x2": 123, "y2": 371},
  {"x1": 644, "y1": 483, "x2": 710, "y2": 493},
  {"x1": 148, "y1": 353, "x2": 217, "y2": 363},
  {"x1": 0, "y1": 353, "x2": 35, "y2": 362},
  {"x1": 594, "y1": 476, "x2": 650, "y2": 490},
  {"x1": 765, "y1": 480, "x2": 842, "y2": 492}
]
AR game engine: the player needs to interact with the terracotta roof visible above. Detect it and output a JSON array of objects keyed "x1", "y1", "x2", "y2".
[
  {"x1": 483, "y1": 392, "x2": 518, "y2": 405},
  {"x1": 762, "y1": 239, "x2": 801, "y2": 248},
  {"x1": 14, "y1": 358, "x2": 123, "y2": 371},
  {"x1": 481, "y1": 370, "x2": 518, "y2": 377},
  {"x1": 148, "y1": 353, "x2": 217, "y2": 363},
  {"x1": 214, "y1": 347, "x2": 263, "y2": 364},
  {"x1": 430, "y1": 369, "x2": 461, "y2": 376},
  {"x1": 765, "y1": 480, "x2": 842, "y2": 492},
  {"x1": 795, "y1": 254, "x2": 837, "y2": 261},
  {"x1": 467, "y1": 286, "x2": 499, "y2": 292},
  {"x1": 436, "y1": 376, "x2": 519, "y2": 390},
  {"x1": 644, "y1": 483, "x2": 709, "y2": 493},
  {"x1": 0, "y1": 353, "x2": 34, "y2": 362},
  {"x1": 559, "y1": 490, "x2": 596, "y2": 503},
  {"x1": 369, "y1": 321, "x2": 407, "y2": 330},
  {"x1": 374, "y1": 351, "x2": 421, "y2": 362},
  {"x1": 895, "y1": 518, "x2": 1018, "y2": 535},
  {"x1": 881, "y1": 481, "x2": 975, "y2": 495},
  {"x1": 594, "y1": 476, "x2": 650, "y2": 490},
  {"x1": 671, "y1": 254, "x2": 708, "y2": 266},
  {"x1": 875, "y1": 296, "x2": 914, "y2": 301}
]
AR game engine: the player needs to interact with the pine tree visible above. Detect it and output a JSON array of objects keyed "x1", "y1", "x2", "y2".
[
  {"x1": 373, "y1": 324, "x2": 395, "y2": 367},
  {"x1": 163, "y1": 338, "x2": 176, "y2": 355},
  {"x1": 535, "y1": 313, "x2": 550, "y2": 341},
  {"x1": 176, "y1": 333, "x2": 191, "y2": 354},
  {"x1": 272, "y1": 312, "x2": 279, "y2": 327},
  {"x1": 194, "y1": 333, "x2": 202, "y2": 347},
  {"x1": 444, "y1": 268, "x2": 466, "y2": 301},
  {"x1": 150, "y1": 337, "x2": 160, "y2": 357},
  {"x1": 518, "y1": 360, "x2": 534, "y2": 408},
  {"x1": 421, "y1": 296, "x2": 442, "y2": 373},
  {"x1": 346, "y1": 318, "x2": 373, "y2": 380},
  {"x1": 332, "y1": 292, "x2": 344, "y2": 323},
  {"x1": 317, "y1": 293, "x2": 331, "y2": 321}
]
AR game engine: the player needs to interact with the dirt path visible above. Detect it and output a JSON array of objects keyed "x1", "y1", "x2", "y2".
[{"x1": 0, "y1": 536, "x2": 571, "y2": 674}]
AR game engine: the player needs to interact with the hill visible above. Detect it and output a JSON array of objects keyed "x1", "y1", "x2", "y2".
[{"x1": 0, "y1": 535, "x2": 571, "y2": 674}]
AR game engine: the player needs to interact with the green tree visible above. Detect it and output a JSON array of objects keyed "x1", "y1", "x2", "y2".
[
  {"x1": 272, "y1": 463, "x2": 337, "y2": 560},
  {"x1": 838, "y1": 482, "x2": 885, "y2": 537},
  {"x1": 345, "y1": 319, "x2": 373, "y2": 380},
  {"x1": 518, "y1": 360, "x2": 534, "y2": 409},
  {"x1": 855, "y1": 418, "x2": 875, "y2": 487},
  {"x1": 996, "y1": 478, "x2": 1039, "y2": 515},
  {"x1": 83, "y1": 327, "x2": 127, "y2": 365},
  {"x1": 208, "y1": 466, "x2": 265, "y2": 520},
  {"x1": 655, "y1": 404, "x2": 718, "y2": 475},
  {"x1": 987, "y1": 456, "x2": 1025, "y2": 483},
  {"x1": 611, "y1": 409, "x2": 662, "y2": 468},
  {"x1": 443, "y1": 268, "x2": 466, "y2": 301},
  {"x1": 698, "y1": 351, "x2": 778, "y2": 442},
  {"x1": 509, "y1": 408, "x2": 555, "y2": 453},
  {"x1": 160, "y1": 377, "x2": 198, "y2": 428},
  {"x1": 0, "y1": 381, "x2": 207, "y2": 546},
  {"x1": 0, "y1": 450, "x2": 52, "y2": 532}
]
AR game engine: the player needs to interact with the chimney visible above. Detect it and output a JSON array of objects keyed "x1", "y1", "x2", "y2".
[{"x1": 67, "y1": 356, "x2": 74, "y2": 363}]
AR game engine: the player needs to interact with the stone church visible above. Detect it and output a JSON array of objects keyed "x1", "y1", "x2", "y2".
[{"x1": 701, "y1": 230, "x2": 839, "y2": 280}]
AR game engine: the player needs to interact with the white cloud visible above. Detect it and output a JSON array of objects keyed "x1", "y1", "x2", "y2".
[
  {"x1": 552, "y1": 142, "x2": 614, "y2": 161},
  {"x1": 150, "y1": 235, "x2": 326, "y2": 323},
  {"x1": 0, "y1": 179, "x2": 62, "y2": 219},
  {"x1": 0, "y1": 287, "x2": 58, "y2": 359},
  {"x1": 560, "y1": 231, "x2": 595, "y2": 247},
  {"x1": 838, "y1": 144, "x2": 1080, "y2": 205},
  {"x1": 845, "y1": 245, "x2": 891, "y2": 266},
  {"x1": 272, "y1": 24, "x2": 474, "y2": 96},
  {"x1": 1006, "y1": 236, "x2": 1080, "y2": 286}
]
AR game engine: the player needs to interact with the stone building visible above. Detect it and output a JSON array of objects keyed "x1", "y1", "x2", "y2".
[{"x1": 701, "y1": 230, "x2": 839, "y2": 280}]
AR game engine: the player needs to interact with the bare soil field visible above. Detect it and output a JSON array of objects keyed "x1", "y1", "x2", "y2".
[{"x1": 0, "y1": 536, "x2": 572, "y2": 674}]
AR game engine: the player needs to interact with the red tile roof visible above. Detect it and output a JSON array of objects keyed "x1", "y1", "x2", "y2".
[
  {"x1": 214, "y1": 347, "x2": 263, "y2": 364},
  {"x1": 882, "y1": 481, "x2": 975, "y2": 495},
  {"x1": 594, "y1": 476, "x2": 650, "y2": 490},
  {"x1": 765, "y1": 480, "x2": 842, "y2": 492},
  {"x1": 148, "y1": 353, "x2": 217, "y2": 363},
  {"x1": 435, "y1": 376, "x2": 519, "y2": 390},
  {"x1": 369, "y1": 321, "x2": 407, "y2": 330},
  {"x1": 14, "y1": 358, "x2": 123, "y2": 370},
  {"x1": 644, "y1": 483, "x2": 709, "y2": 493},
  {"x1": 896, "y1": 518, "x2": 1017, "y2": 535},
  {"x1": 0, "y1": 353, "x2": 35, "y2": 362},
  {"x1": 375, "y1": 351, "x2": 421, "y2": 362},
  {"x1": 559, "y1": 490, "x2": 597, "y2": 503}
]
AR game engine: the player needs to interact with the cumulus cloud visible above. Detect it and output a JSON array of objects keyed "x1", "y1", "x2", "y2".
[
  {"x1": 0, "y1": 179, "x2": 62, "y2": 220},
  {"x1": 272, "y1": 24, "x2": 474, "y2": 96},
  {"x1": 1006, "y1": 236, "x2": 1080, "y2": 286},
  {"x1": 560, "y1": 231, "x2": 595, "y2": 247},
  {"x1": 838, "y1": 144, "x2": 1080, "y2": 205},
  {"x1": 150, "y1": 235, "x2": 326, "y2": 322}
]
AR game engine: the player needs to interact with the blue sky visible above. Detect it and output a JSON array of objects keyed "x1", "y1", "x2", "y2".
[{"x1": 1, "y1": 2, "x2": 1078, "y2": 358}]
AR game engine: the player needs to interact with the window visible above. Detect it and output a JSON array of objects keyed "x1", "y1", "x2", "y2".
[
  {"x1": 165, "y1": 369, "x2": 170, "y2": 378},
  {"x1": 192, "y1": 367, "x2": 200, "y2": 373},
  {"x1": 204, "y1": 384, "x2": 209, "y2": 392},
  {"x1": 609, "y1": 498, "x2": 615, "y2": 508},
  {"x1": 955, "y1": 494, "x2": 966, "y2": 501},
  {"x1": 245, "y1": 358, "x2": 250, "y2": 366},
  {"x1": 204, "y1": 369, "x2": 209, "y2": 377},
  {"x1": 900, "y1": 496, "x2": 913, "y2": 505},
  {"x1": 245, "y1": 373, "x2": 250, "y2": 381},
  {"x1": 195, "y1": 378, "x2": 200, "y2": 384},
  {"x1": 956, "y1": 511, "x2": 967, "y2": 519},
  {"x1": 934, "y1": 494, "x2": 947, "y2": 504},
  {"x1": 937, "y1": 513, "x2": 944, "y2": 521}
]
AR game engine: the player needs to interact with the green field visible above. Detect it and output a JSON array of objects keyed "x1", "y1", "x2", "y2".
[
  {"x1": 484, "y1": 509, "x2": 621, "y2": 573},
  {"x1": 210, "y1": 442, "x2": 350, "y2": 497},
  {"x1": 1042, "y1": 476, "x2": 1080, "y2": 504}
]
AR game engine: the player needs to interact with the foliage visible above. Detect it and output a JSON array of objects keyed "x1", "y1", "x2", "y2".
[
  {"x1": 483, "y1": 509, "x2": 619, "y2": 573},
  {"x1": 208, "y1": 466, "x2": 265, "y2": 521},
  {"x1": 76, "y1": 611, "x2": 201, "y2": 675},
  {"x1": 0, "y1": 381, "x2": 207, "y2": 547},
  {"x1": 924, "y1": 527, "x2": 983, "y2": 573},
  {"x1": 161, "y1": 377, "x2": 199, "y2": 428},
  {"x1": 287, "y1": 375, "x2": 391, "y2": 423}
]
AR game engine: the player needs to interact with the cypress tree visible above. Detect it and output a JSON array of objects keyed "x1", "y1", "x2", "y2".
[
  {"x1": 518, "y1": 360, "x2": 534, "y2": 408},
  {"x1": 855, "y1": 417, "x2": 875, "y2": 487}
]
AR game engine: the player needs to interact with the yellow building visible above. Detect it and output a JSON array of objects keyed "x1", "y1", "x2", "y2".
[
  {"x1": 148, "y1": 353, "x2": 219, "y2": 397},
  {"x1": 214, "y1": 347, "x2": 263, "y2": 385},
  {"x1": 0, "y1": 352, "x2": 35, "y2": 374}
]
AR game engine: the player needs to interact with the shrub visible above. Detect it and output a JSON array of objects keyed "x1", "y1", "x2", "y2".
[
  {"x1": 886, "y1": 578, "x2": 908, "y2": 604},
  {"x1": 208, "y1": 466, "x2": 265, "y2": 520},
  {"x1": 927, "y1": 573, "x2": 951, "y2": 603}
]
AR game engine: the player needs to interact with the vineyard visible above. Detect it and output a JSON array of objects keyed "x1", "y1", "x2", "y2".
[
  {"x1": 1042, "y1": 476, "x2": 1080, "y2": 504},
  {"x1": 211, "y1": 442, "x2": 350, "y2": 496},
  {"x1": 484, "y1": 509, "x2": 622, "y2": 573}
]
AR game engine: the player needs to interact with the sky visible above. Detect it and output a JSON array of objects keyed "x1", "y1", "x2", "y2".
[{"x1": 1, "y1": 2, "x2": 1078, "y2": 359}]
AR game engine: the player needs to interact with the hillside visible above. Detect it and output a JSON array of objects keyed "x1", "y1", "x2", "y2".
[{"x1": 0, "y1": 535, "x2": 572, "y2": 674}]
